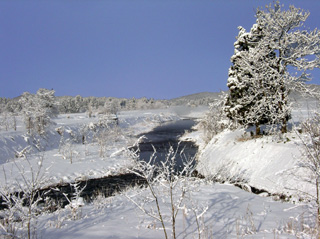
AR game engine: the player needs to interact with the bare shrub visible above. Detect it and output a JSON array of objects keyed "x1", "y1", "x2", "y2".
[
  {"x1": 94, "y1": 124, "x2": 122, "y2": 158},
  {"x1": 62, "y1": 182, "x2": 86, "y2": 220},
  {"x1": 296, "y1": 112, "x2": 320, "y2": 236},
  {"x1": 59, "y1": 140, "x2": 77, "y2": 164},
  {"x1": 125, "y1": 143, "x2": 208, "y2": 239},
  {"x1": 0, "y1": 155, "x2": 49, "y2": 239}
]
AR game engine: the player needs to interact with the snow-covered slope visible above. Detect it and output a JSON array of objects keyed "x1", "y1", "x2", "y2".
[
  {"x1": 38, "y1": 182, "x2": 311, "y2": 239},
  {"x1": 193, "y1": 98, "x2": 319, "y2": 202},
  {"x1": 196, "y1": 129, "x2": 312, "y2": 200}
]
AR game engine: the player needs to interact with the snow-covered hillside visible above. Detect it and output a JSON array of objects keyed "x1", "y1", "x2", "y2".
[
  {"x1": 196, "y1": 129, "x2": 311, "y2": 200},
  {"x1": 193, "y1": 98, "x2": 318, "y2": 203}
]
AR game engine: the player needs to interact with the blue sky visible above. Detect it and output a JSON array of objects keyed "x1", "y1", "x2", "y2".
[{"x1": 1, "y1": 0, "x2": 319, "y2": 99}]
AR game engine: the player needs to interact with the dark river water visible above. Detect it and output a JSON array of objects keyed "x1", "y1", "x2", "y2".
[
  {"x1": 133, "y1": 119, "x2": 198, "y2": 171},
  {"x1": 0, "y1": 119, "x2": 199, "y2": 210}
]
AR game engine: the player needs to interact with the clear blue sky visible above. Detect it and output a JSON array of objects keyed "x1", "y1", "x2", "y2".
[{"x1": 1, "y1": 0, "x2": 319, "y2": 99}]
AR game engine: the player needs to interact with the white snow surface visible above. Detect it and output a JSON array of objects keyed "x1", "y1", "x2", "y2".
[
  {"x1": 38, "y1": 182, "x2": 311, "y2": 239},
  {"x1": 192, "y1": 99, "x2": 318, "y2": 202},
  {"x1": 0, "y1": 109, "x2": 180, "y2": 190},
  {"x1": 0, "y1": 105, "x2": 317, "y2": 238},
  {"x1": 195, "y1": 129, "x2": 311, "y2": 200}
]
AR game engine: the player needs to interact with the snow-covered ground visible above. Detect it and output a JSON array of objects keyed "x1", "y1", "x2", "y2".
[
  {"x1": 0, "y1": 109, "x2": 180, "y2": 190},
  {"x1": 38, "y1": 181, "x2": 311, "y2": 239},
  {"x1": 0, "y1": 104, "x2": 318, "y2": 238},
  {"x1": 192, "y1": 99, "x2": 319, "y2": 202}
]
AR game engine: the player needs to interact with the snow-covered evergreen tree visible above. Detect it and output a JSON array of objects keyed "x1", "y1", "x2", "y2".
[
  {"x1": 224, "y1": 24, "x2": 275, "y2": 134},
  {"x1": 225, "y1": 1, "x2": 320, "y2": 134}
]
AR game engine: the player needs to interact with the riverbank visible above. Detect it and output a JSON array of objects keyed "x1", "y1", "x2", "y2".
[
  {"x1": 0, "y1": 107, "x2": 316, "y2": 238},
  {"x1": 0, "y1": 109, "x2": 180, "y2": 192},
  {"x1": 182, "y1": 102, "x2": 317, "y2": 203}
]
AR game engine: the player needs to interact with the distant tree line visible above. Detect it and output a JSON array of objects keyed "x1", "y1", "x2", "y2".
[
  {"x1": 56, "y1": 95, "x2": 170, "y2": 114},
  {"x1": 0, "y1": 90, "x2": 216, "y2": 116}
]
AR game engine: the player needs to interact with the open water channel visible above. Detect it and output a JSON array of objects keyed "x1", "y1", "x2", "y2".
[{"x1": 132, "y1": 119, "x2": 198, "y2": 171}]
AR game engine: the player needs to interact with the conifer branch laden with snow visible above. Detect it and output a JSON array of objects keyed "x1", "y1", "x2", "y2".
[{"x1": 224, "y1": 1, "x2": 320, "y2": 134}]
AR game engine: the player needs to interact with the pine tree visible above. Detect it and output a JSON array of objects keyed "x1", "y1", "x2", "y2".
[
  {"x1": 224, "y1": 1, "x2": 320, "y2": 134},
  {"x1": 224, "y1": 24, "x2": 280, "y2": 134}
]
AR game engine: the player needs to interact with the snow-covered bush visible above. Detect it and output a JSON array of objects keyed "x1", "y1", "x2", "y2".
[
  {"x1": 19, "y1": 89, "x2": 58, "y2": 135},
  {"x1": 59, "y1": 140, "x2": 77, "y2": 164},
  {"x1": 62, "y1": 182, "x2": 86, "y2": 221},
  {"x1": 0, "y1": 156, "x2": 48, "y2": 239},
  {"x1": 0, "y1": 112, "x2": 17, "y2": 132},
  {"x1": 198, "y1": 92, "x2": 232, "y2": 143},
  {"x1": 93, "y1": 122, "x2": 122, "y2": 158}
]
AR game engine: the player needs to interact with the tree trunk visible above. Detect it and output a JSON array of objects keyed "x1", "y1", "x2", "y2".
[
  {"x1": 27, "y1": 117, "x2": 32, "y2": 134},
  {"x1": 278, "y1": 50, "x2": 288, "y2": 135},
  {"x1": 281, "y1": 118, "x2": 287, "y2": 134},
  {"x1": 255, "y1": 123, "x2": 261, "y2": 136},
  {"x1": 317, "y1": 176, "x2": 320, "y2": 233}
]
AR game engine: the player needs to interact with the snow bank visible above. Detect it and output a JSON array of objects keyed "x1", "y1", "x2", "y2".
[
  {"x1": 196, "y1": 129, "x2": 314, "y2": 199},
  {"x1": 38, "y1": 181, "x2": 311, "y2": 239},
  {"x1": 189, "y1": 98, "x2": 318, "y2": 201}
]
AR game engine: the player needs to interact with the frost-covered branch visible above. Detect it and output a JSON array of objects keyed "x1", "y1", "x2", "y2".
[
  {"x1": 0, "y1": 155, "x2": 49, "y2": 239},
  {"x1": 125, "y1": 141, "x2": 206, "y2": 239},
  {"x1": 296, "y1": 112, "x2": 320, "y2": 230},
  {"x1": 198, "y1": 92, "x2": 231, "y2": 142}
]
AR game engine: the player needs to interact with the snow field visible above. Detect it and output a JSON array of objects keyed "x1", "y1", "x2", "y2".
[
  {"x1": 0, "y1": 106, "x2": 317, "y2": 238},
  {"x1": 0, "y1": 109, "x2": 180, "y2": 190},
  {"x1": 37, "y1": 181, "x2": 312, "y2": 239}
]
